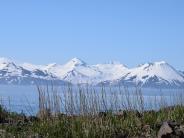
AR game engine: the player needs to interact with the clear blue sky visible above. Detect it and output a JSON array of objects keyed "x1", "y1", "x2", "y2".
[{"x1": 0, "y1": 0, "x2": 184, "y2": 69}]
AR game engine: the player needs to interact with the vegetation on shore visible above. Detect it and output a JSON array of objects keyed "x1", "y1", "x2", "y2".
[{"x1": 0, "y1": 85, "x2": 184, "y2": 138}]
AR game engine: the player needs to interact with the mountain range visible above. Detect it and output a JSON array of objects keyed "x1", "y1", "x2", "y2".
[{"x1": 0, "y1": 57, "x2": 184, "y2": 88}]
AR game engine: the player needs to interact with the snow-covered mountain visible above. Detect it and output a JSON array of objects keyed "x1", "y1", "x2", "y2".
[
  {"x1": 111, "y1": 61, "x2": 184, "y2": 88},
  {"x1": 42, "y1": 58, "x2": 128, "y2": 84},
  {"x1": 0, "y1": 57, "x2": 184, "y2": 88},
  {"x1": 0, "y1": 58, "x2": 65, "y2": 85}
]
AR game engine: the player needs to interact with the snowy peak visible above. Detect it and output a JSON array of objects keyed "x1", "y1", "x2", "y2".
[
  {"x1": 154, "y1": 61, "x2": 167, "y2": 65},
  {"x1": 65, "y1": 58, "x2": 86, "y2": 67},
  {"x1": 0, "y1": 57, "x2": 21, "y2": 75},
  {"x1": 0, "y1": 57, "x2": 15, "y2": 68}
]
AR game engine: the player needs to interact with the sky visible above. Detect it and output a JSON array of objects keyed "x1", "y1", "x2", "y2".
[{"x1": 0, "y1": 0, "x2": 184, "y2": 70}]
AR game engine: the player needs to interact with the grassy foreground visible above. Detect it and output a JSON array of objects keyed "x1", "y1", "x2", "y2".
[
  {"x1": 0, "y1": 105, "x2": 184, "y2": 137},
  {"x1": 0, "y1": 86, "x2": 184, "y2": 137}
]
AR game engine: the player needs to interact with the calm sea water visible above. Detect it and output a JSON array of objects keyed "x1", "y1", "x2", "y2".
[{"x1": 0, "y1": 85, "x2": 183, "y2": 115}]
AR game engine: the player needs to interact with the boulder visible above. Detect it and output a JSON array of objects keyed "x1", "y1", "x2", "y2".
[
  {"x1": 157, "y1": 121, "x2": 184, "y2": 138},
  {"x1": 158, "y1": 122, "x2": 173, "y2": 138}
]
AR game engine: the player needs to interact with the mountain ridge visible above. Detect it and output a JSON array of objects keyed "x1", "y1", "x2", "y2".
[{"x1": 0, "y1": 57, "x2": 183, "y2": 88}]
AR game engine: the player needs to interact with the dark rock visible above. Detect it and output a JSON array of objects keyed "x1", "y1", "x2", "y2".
[
  {"x1": 113, "y1": 132, "x2": 128, "y2": 138},
  {"x1": 167, "y1": 121, "x2": 180, "y2": 128},
  {"x1": 28, "y1": 116, "x2": 39, "y2": 122},
  {"x1": 174, "y1": 125, "x2": 184, "y2": 138},
  {"x1": 98, "y1": 112, "x2": 107, "y2": 117},
  {"x1": 135, "y1": 110, "x2": 143, "y2": 118}
]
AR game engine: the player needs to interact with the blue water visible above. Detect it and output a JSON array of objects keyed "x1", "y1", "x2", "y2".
[
  {"x1": 0, "y1": 85, "x2": 38, "y2": 115},
  {"x1": 0, "y1": 85, "x2": 183, "y2": 115}
]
